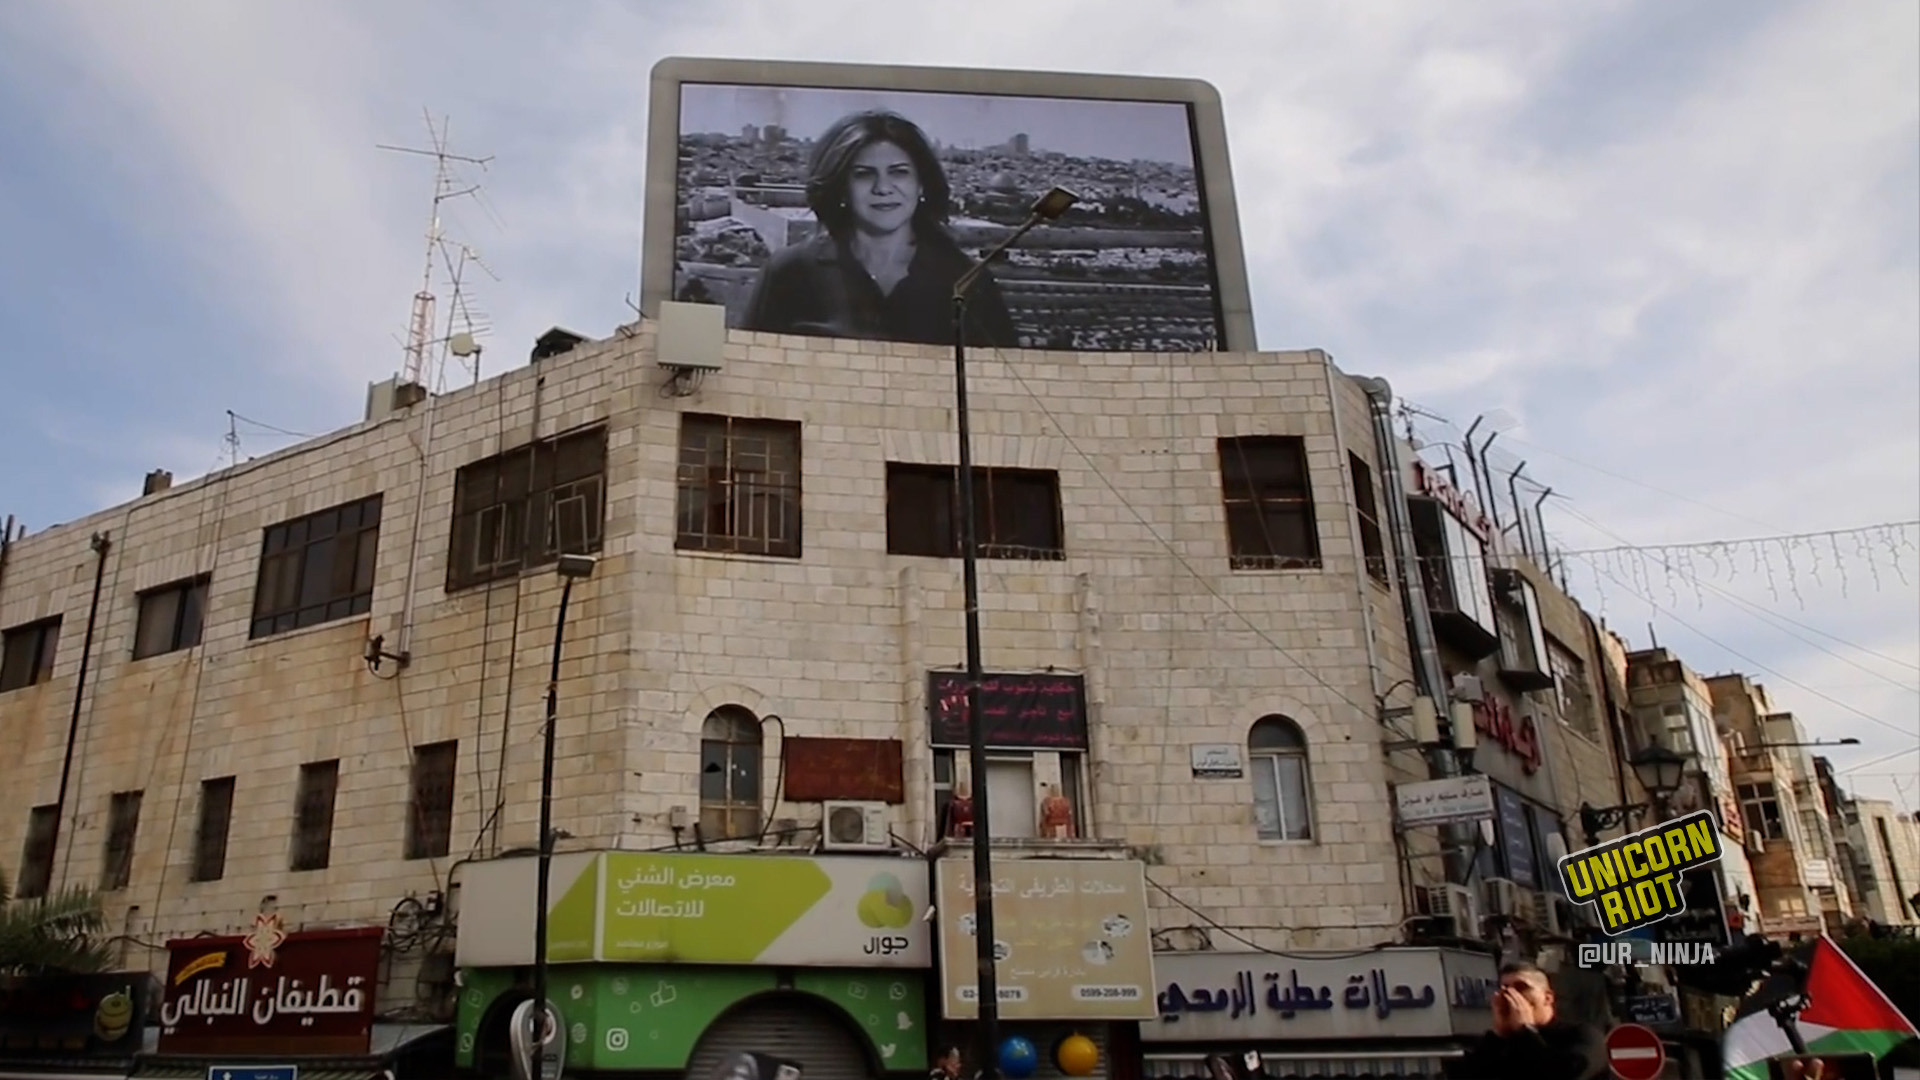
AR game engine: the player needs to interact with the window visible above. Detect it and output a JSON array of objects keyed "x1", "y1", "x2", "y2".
[
  {"x1": 192, "y1": 777, "x2": 236, "y2": 883},
  {"x1": 885, "y1": 463, "x2": 1065, "y2": 559},
  {"x1": 290, "y1": 760, "x2": 340, "y2": 871},
  {"x1": 1348, "y1": 453, "x2": 1389, "y2": 584},
  {"x1": 1218, "y1": 436, "x2": 1321, "y2": 570},
  {"x1": 932, "y1": 748, "x2": 1086, "y2": 841},
  {"x1": 250, "y1": 497, "x2": 383, "y2": 639},
  {"x1": 1739, "y1": 781, "x2": 1784, "y2": 841},
  {"x1": 0, "y1": 617, "x2": 61, "y2": 692},
  {"x1": 675, "y1": 414, "x2": 802, "y2": 558},
  {"x1": 100, "y1": 790, "x2": 143, "y2": 891},
  {"x1": 405, "y1": 741, "x2": 457, "y2": 860},
  {"x1": 447, "y1": 427, "x2": 608, "y2": 590},
  {"x1": 1549, "y1": 642, "x2": 1599, "y2": 737},
  {"x1": 15, "y1": 805, "x2": 58, "y2": 899},
  {"x1": 699, "y1": 707, "x2": 763, "y2": 840},
  {"x1": 1249, "y1": 715, "x2": 1313, "y2": 841},
  {"x1": 134, "y1": 576, "x2": 210, "y2": 659}
]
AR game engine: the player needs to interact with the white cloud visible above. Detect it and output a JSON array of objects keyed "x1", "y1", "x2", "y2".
[{"x1": 2, "y1": 0, "x2": 1914, "y2": 804}]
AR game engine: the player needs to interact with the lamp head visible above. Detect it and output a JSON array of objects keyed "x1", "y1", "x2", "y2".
[
  {"x1": 1629, "y1": 742, "x2": 1688, "y2": 799},
  {"x1": 1031, "y1": 186, "x2": 1080, "y2": 221},
  {"x1": 556, "y1": 553, "x2": 598, "y2": 580}
]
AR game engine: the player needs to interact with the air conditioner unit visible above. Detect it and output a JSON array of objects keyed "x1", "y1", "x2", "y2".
[
  {"x1": 1419, "y1": 883, "x2": 1482, "y2": 940},
  {"x1": 820, "y1": 801, "x2": 890, "y2": 852},
  {"x1": 1528, "y1": 890, "x2": 1562, "y2": 934},
  {"x1": 1483, "y1": 877, "x2": 1525, "y2": 919}
]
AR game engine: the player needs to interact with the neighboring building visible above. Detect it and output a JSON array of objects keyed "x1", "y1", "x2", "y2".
[
  {"x1": 1705, "y1": 674, "x2": 1850, "y2": 938},
  {"x1": 0, "y1": 314, "x2": 1470, "y2": 1076},
  {"x1": 1843, "y1": 796, "x2": 1920, "y2": 928}
]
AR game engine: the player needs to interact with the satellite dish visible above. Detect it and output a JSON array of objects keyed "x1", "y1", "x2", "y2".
[{"x1": 450, "y1": 331, "x2": 481, "y2": 357}]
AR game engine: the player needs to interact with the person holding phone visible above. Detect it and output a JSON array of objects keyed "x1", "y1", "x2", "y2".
[{"x1": 1443, "y1": 961, "x2": 1608, "y2": 1080}]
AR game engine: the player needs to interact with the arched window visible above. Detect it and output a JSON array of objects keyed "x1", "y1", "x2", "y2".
[
  {"x1": 1249, "y1": 715, "x2": 1313, "y2": 841},
  {"x1": 700, "y1": 706, "x2": 762, "y2": 839}
]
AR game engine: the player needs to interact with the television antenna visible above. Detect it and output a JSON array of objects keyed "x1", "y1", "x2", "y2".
[{"x1": 377, "y1": 110, "x2": 497, "y2": 391}]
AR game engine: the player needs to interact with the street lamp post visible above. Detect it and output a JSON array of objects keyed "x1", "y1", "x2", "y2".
[
  {"x1": 1577, "y1": 743, "x2": 1692, "y2": 844},
  {"x1": 527, "y1": 552, "x2": 598, "y2": 1080},
  {"x1": 950, "y1": 186, "x2": 1078, "y2": 1078}
]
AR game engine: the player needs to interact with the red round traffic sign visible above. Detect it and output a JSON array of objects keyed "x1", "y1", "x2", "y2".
[{"x1": 1605, "y1": 1023, "x2": 1667, "y2": 1080}]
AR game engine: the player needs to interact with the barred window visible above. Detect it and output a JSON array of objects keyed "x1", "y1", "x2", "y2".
[
  {"x1": 405, "y1": 741, "x2": 457, "y2": 860},
  {"x1": 674, "y1": 415, "x2": 802, "y2": 558},
  {"x1": 290, "y1": 760, "x2": 340, "y2": 872},
  {"x1": 1218, "y1": 436, "x2": 1321, "y2": 570}
]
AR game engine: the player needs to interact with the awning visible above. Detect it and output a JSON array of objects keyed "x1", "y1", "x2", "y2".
[
  {"x1": 130, "y1": 1022, "x2": 451, "y2": 1079},
  {"x1": 0, "y1": 1069, "x2": 132, "y2": 1080}
]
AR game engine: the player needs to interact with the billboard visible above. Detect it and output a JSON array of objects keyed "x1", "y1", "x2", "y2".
[{"x1": 643, "y1": 57, "x2": 1256, "y2": 354}]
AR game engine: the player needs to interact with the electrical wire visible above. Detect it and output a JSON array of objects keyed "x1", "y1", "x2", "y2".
[{"x1": 1143, "y1": 875, "x2": 1402, "y2": 959}]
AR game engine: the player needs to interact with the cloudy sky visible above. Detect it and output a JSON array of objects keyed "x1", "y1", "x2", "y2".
[{"x1": 1, "y1": 2, "x2": 1914, "y2": 810}]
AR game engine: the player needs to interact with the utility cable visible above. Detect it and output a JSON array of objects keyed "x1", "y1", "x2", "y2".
[{"x1": 1557, "y1": 522, "x2": 1919, "y2": 559}]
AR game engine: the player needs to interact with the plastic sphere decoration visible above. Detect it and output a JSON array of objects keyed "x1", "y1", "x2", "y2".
[
  {"x1": 1054, "y1": 1032, "x2": 1100, "y2": 1077},
  {"x1": 998, "y1": 1036, "x2": 1039, "y2": 1079}
]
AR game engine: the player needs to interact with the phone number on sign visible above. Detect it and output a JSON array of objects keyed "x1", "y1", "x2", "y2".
[{"x1": 1074, "y1": 985, "x2": 1142, "y2": 1001}]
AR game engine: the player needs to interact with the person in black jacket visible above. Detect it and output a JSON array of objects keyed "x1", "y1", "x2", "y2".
[{"x1": 1443, "y1": 961, "x2": 1608, "y2": 1080}]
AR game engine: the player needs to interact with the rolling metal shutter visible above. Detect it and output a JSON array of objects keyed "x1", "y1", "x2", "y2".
[{"x1": 686, "y1": 996, "x2": 873, "y2": 1080}]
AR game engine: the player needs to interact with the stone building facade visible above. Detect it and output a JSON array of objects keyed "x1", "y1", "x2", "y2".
[
  {"x1": 0, "y1": 321, "x2": 1431, "y2": 1010},
  {"x1": 1704, "y1": 673, "x2": 1841, "y2": 937}
]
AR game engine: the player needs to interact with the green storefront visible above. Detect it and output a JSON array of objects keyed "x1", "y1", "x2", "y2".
[{"x1": 453, "y1": 850, "x2": 932, "y2": 1077}]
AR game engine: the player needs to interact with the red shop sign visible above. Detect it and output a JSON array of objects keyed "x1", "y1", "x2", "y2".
[
  {"x1": 1474, "y1": 698, "x2": 1543, "y2": 774},
  {"x1": 157, "y1": 915, "x2": 383, "y2": 1057}
]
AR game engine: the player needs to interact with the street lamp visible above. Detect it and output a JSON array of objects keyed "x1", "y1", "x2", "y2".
[
  {"x1": 526, "y1": 552, "x2": 597, "y2": 1080},
  {"x1": 1628, "y1": 743, "x2": 1688, "y2": 819},
  {"x1": 1577, "y1": 744, "x2": 1692, "y2": 845},
  {"x1": 950, "y1": 185, "x2": 1078, "y2": 1077}
]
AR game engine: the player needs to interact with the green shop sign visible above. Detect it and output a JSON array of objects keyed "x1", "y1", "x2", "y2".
[
  {"x1": 455, "y1": 966, "x2": 927, "y2": 1072},
  {"x1": 456, "y1": 851, "x2": 932, "y2": 968}
]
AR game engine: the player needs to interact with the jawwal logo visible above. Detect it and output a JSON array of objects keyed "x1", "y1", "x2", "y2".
[{"x1": 1555, "y1": 809, "x2": 1724, "y2": 934}]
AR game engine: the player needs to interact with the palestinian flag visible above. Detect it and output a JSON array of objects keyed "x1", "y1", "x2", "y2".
[{"x1": 1723, "y1": 934, "x2": 1916, "y2": 1080}]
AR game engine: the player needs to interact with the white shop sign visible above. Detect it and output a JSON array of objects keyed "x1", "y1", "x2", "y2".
[
  {"x1": 1190, "y1": 744, "x2": 1245, "y2": 779},
  {"x1": 1144, "y1": 948, "x2": 1496, "y2": 1042},
  {"x1": 1394, "y1": 774, "x2": 1495, "y2": 828}
]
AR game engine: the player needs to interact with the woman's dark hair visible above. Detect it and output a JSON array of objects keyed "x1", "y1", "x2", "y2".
[{"x1": 804, "y1": 109, "x2": 954, "y2": 240}]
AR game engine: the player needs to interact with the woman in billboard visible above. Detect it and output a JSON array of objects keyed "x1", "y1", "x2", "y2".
[{"x1": 740, "y1": 109, "x2": 1019, "y2": 348}]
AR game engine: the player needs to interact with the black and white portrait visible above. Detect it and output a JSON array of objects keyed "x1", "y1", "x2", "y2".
[{"x1": 672, "y1": 83, "x2": 1222, "y2": 353}]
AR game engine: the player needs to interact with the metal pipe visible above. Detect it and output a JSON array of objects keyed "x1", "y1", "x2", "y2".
[
  {"x1": 1357, "y1": 378, "x2": 1474, "y2": 887},
  {"x1": 1478, "y1": 431, "x2": 1505, "y2": 539},
  {"x1": 1531, "y1": 486, "x2": 1555, "y2": 580},
  {"x1": 50, "y1": 531, "x2": 111, "y2": 880},
  {"x1": 528, "y1": 572, "x2": 580, "y2": 1080},
  {"x1": 952, "y1": 290, "x2": 1002, "y2": 1074},
  {"x1": 1505, "y1": 461, "x2": 1529, "y2": 560}
]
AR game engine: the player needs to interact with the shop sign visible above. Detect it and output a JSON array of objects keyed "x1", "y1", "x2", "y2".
[
  {"x1": 1395, "y1": 774, "x2": 1494, "y2": 828},
  {"x1": 157, "y1": 917, "x2": 382, "y2": 1056},
  {"x1": 0, "y1": 972, "x2": 158, "y2": 1059},
  {"x1": 1474, "y1": 698, "x2": 1542, "y2": 774},
  {"x1": 927, "y1": 670, "x2": 1089, "y2": 750},
  {"x1": 1144, "y1": 948, "x2": 1495, "y2": 1042},
  {"x1": 454, "y1": 851, "x2": 932, "y2": 969},
  {"x1": 935, "y1": 857, "x2": 1156, "y2": 1022}
]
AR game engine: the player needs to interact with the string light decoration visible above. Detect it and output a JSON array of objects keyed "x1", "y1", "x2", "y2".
[{"x1": 1566, "y1": 521, "x2": 1917, "y2": 611}]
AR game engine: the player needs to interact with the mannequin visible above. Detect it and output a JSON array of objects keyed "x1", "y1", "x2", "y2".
[
  {"x1": 1038, "y1": 783, "x2": 1075, "y2": 839},
  {"x1": 945, "y1": 782, "x2": 975, "y2": 839}
]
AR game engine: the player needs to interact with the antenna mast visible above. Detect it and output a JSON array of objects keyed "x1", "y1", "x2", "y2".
[{"x1": 378, "y1": 110, "x2": 493, "y2": 389}]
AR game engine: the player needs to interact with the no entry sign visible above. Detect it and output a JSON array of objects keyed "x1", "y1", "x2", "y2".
[{"x1": 1605, "y1": 1022, "x2": 1667, "y2": 1080}]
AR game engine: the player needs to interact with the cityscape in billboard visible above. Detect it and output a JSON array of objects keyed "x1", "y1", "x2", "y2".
[{"x1": 671, "y1": 82, "x2": 1224, "y2": 353}]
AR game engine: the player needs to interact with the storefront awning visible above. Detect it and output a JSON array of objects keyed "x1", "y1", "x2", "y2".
[
  {"x1": 130, "y1": 1022, "x2": 451, "y2": 1079},
  {"x1": 0, "y1": 1068, "x2": 134, "y2": 1080}
]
